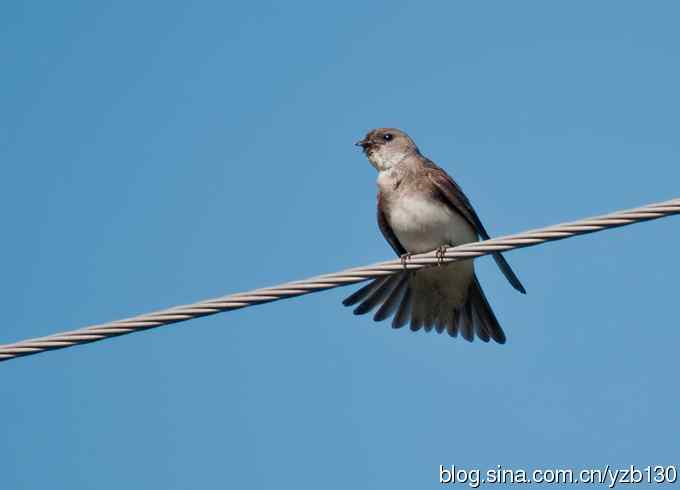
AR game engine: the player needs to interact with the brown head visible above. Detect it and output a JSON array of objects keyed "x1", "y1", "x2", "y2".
[{"x1": 355, "y1": 128, "x2": 419, "y2": 171}]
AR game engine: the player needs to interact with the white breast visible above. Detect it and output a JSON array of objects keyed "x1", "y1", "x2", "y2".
[{"x1": 388, "y1": 194, "x2": 477, "y2": 254}]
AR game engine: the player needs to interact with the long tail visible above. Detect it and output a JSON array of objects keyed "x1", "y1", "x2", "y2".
[{"x1": 342, "y1": 273, "x2": 506, "y2": 344}]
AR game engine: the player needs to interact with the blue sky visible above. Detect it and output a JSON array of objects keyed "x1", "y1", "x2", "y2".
[{"x1": 1, "y1": 1, "x2": 678, "y2": 488}]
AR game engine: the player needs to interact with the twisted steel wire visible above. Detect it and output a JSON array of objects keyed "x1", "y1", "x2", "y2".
[{"x1": 1, "y1": 197, "x2": 678, "y2": 363}]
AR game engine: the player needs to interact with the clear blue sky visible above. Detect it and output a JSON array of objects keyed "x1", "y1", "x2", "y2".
[{"x1": 1, "y1": 2, "x2": 678, "y2": 488}]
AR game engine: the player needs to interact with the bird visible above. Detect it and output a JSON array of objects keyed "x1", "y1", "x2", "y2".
[{"x1": 343, "y1": 128, "x2": 525, "y2": 344}]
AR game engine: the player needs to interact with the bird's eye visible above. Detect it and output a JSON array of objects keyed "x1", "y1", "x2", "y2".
[{"x1": 383, "y1": 133, "x2": 393, "y2": 141}]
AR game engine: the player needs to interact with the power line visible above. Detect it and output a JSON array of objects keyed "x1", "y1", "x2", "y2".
[{"x1": 1, "y1": 197, "x2": 678, "y2": 363}]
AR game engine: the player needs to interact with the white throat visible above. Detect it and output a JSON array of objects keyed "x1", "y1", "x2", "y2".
[{"x1": 368, "y1": 149, "x2": 408, "y2": 172}]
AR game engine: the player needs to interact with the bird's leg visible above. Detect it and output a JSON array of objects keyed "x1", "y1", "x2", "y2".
[
  {"x1": 435, "y1": 245, "x2": 448, "y2": 266},
  {"x1": 400, "y1": 252, "x2": 413, "y2": 269}
]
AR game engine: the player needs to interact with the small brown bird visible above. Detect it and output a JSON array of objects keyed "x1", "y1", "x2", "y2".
[{"x1": 343, "y1": 128, "x2": 525, "y2": 343}]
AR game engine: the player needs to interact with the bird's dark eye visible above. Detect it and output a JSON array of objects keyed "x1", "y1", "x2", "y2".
[{"x1": 383, "y1": 133, "x2": 393, "y2": 141}]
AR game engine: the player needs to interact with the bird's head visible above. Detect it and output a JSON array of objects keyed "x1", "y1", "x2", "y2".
[{"x1": 355, "y1": 128, "x2": 418, "y2": 171}]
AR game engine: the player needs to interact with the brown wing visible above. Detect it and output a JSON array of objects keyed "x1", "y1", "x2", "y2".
[
  {"x1": 423, "y1": 160, "x2": 526, "y2": 294},
  {"x1": 341, "y1": 193, "x2": 410, "y2": 323},
  {"x1": 377, "y1": 192, "x2": 406, "y2": 256}
]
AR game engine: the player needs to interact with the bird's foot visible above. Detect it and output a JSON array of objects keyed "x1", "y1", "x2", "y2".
[
  {"x1": 435, "y1": 246, "x2": 448, "y2": 266},
  {"x1": 400, "y1": 253, "x2": 413, "y2": 269}
]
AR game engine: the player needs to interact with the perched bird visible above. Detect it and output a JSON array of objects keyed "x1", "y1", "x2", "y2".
[{"x1": 343, "y1": 128, "x2": 525, "y2": 343}]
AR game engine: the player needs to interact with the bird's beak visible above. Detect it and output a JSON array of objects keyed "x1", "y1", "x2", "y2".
[{"x1": 355, "y1": 138, "x2": 370, "y2": 148}]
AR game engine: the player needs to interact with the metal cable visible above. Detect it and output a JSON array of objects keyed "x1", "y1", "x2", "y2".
[{"x1": 1, "y1": 197, "x2": 679, "y2": 363}]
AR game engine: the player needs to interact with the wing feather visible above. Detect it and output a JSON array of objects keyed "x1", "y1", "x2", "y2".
[
  {"x1": 424, "y1": 161, "x2": 526, "y2": 294},
  {"x1": 377, "y1": 192, "x2": 407, "y2": 256}
]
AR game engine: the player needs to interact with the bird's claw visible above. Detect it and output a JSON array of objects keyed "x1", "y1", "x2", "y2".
[
  {"x1": 435, "y1": 246, "x2": 448, "y2": 266},
  {"x1": 400, "y1": 253, "x2": 413, "y2": 269}
]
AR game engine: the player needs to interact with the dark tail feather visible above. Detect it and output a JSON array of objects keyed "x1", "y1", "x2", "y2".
[
  {"x1": 469, "y1": 275, "x2": 506, "y2": 344},
  {"x1": 410, "y1": 297, "x2": 425, "y2": 332},
  {"x1": 423, "y1": 301, "x2": 436, "y2": 332},
  {"x1": 446, "y1": 309, "x2": 460, "y2": 337},
  {"x1": 352, "y1": 274, "x2": 404, "y2": 315},
  {"x1": 473, "y1": 306, "x2": 491, "y2": 343},
  {"x1": 434, "y1": 315, "x2": 447, "y2": 334},
  {"x1": 374, "y1": 273, "x2": 409, "y2": 321},
  {"x1": 392, "y1": 285, "x2": 413, "y2": 329},
  {"x1": 342, "y1": 276, "x2": 389, "y2": 307},
  {"x1": 492, "y1": 252, "x2": 526, "y2": 294},
  {"x1": 459, "y1": 301, "x2": 474, "y2": 342}
]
